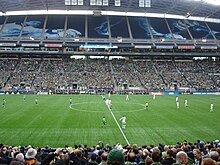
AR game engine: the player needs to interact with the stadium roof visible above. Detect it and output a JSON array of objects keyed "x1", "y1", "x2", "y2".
[{"x1": 0, "y1": 0, "x2": 220, "y2": 20}]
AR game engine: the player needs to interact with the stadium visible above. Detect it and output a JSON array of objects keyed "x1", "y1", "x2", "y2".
[{"x1": 0, "y1": 0, "x2": 220, "y2": 164}]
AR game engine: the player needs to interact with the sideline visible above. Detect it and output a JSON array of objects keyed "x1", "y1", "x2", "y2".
[{"x1": 101, "y1": 95, "x2": 130, "y2": 145}]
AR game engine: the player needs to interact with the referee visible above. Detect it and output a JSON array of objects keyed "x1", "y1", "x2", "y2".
[{"x1": 145, "y1": 101, "x2": 149, "y2": 110}]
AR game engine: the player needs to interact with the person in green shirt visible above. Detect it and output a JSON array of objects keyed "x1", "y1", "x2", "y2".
[
  {"x1": 102, "y1": 116, "x2": 106, "y2": 127},
  {"x1": 2, "y1": 99, "x2": 6, "y2": 108}
]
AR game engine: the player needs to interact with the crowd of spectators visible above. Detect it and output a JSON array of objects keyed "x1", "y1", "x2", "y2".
[
  {"x1": 175, "y1": 60, "x2": 217, "y2": 90},
  {"x1": 0, "y1": 58, "x2": 220, "y2": 91},
  {"x1": 111, "y1": 59, "x2": 143, "y2": 89},
  {"x1": 0, "y1": 140, "x2": 220, "y2": 165},
  {"x1": 0, "y1": 59, "x2": 18, "y2": 89},
  {"x1": 154, "y1": 61, "x2": 189, "y2": 90},
  {"x1": 85, "y1": 59, "x2": 113, "y2": 89},
  {"x1": 197, "y1": 60, "x2": 220, "y2": 89},
  {"x1": 132, "y1": 60, "x2": 165, "y2": 91},
  {"x1": 33, "y1": 59, "x2": 68, "y2": 90},
  {"x1": 8, "y1": 59, "x2": 41, "y2": 90}
]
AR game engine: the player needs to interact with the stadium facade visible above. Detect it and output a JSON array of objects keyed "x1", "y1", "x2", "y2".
[{"x1": 0, "y1": 0, "x2": 220, "y2": 95}]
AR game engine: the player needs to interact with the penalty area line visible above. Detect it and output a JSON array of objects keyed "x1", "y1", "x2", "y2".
[{"x1": 101, "y1": 95, "x2": 130, "y2": 145}]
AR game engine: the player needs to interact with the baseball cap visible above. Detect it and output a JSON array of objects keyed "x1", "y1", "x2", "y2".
[
  {"x1": 89, "y1": 152, "x2": 97, "y2": 161},
  {"x1": 107, "y1": 149, "x2": 124, "y2": 165}
]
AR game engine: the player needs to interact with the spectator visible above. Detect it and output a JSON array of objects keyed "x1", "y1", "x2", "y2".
[
  {"x1": 201, "y1": 158, "x2": 215, "y2": 165},
  {"x1": 161, "y1": 149, "x2": 175, "y2": 165},
  {"x1": 125, "y1": 152, "x2": 137, "y2": 165},
  {"x1": 193, "y1": 149, "x2": 202, "y2": 165},
  {"x1": 145, "y1": 157, "x2": 153, "y2": 165},
  {"x1": 107, "y1": 149, "x2": 125, "y2": 165},
  {"x1": 151, "y1": 151, "x2": 162, "y2": 165},
  {"x1": 25, "y1": 148, "x2": 40, "y2": 165},
  {"x1": 99, "y1": 152, "x2": 108, "y2": 165},
  {"x1": 75, "y1": 149, "x2": 88, "y2": 165},
  {"x1": 173, "y1": 151, "x2": 188, "y2": 165},
  {"x1": 10, "y1": 153, "x2": 25, "y2": 165},
  {"x1": 0, "y1": 147, "x2": 9, "y2": 164},
  {"x1": 138, "y1": 153, "x2": 148, "y2": 165},
  {"x1": 97, "y1": 150, "x2": 104, "y2": 164},
  {"x1": 209, "y1": 151, "x2": 219, "y2": 162},
  {"x1": 89, "y1": 153, "x2": 98, "y2": 165}
]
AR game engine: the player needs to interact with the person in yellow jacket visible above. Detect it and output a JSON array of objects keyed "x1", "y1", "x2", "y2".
[{"x1": 145, "y1": 101, "x2": 149, "y2": 110}]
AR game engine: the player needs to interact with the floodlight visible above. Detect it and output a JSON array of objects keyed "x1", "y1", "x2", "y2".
[
  {"x1": 65, "y1": 0, "x2": 71, "y2": 5},
  {"x1": 139, "y1": 0, "x2": 144, "y2": 7},
  {"x1": 145, "y1": 0, "x2": 151, "y2": 7},
  {"x1": 117, "y1": 36, "x2": 122, "y2": 42},
  {"x1": 139, "y1": 0, "x2": 151, "y2": 7},
  {"x1": 103, "y1": 0, "x2": 108, "y2": 6},
  {"x1": 90, "y1": 0, "x2": 96, "y2": 5},
  {"x1": 78, "y1": 0, "x2": 83, "y2": 5},
  {"x1": 115, "y1": 0, "x2": 120, "y2": 6},
  {"x1": 97, "y1": 0, "x2": 102, "y2": 6},
  {"x1": 71, "y1": 0, "x2": 77, "y2": 5}
]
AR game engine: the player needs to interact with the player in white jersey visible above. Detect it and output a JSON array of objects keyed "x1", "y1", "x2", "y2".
[
  {"x1": 105, "y1": 99, "x2": 112, "y2": 109},
  {"x1": 176, "y1": 96, "x2": 179, "y2": 102},
  {"x1": 176, "y1": 101, "x2": 179, "y2": 109},
  {"x1": 105, "y1": 99, "x2": 109, "y2": 106},
  {"x1": 184, "y1": 99, "x2": 188, "y2": 107},
  {"x1": 126, "y1": 94, "x2": 129, "y2": 101},
  {"x1": 108, "y1": 92, "x2": 111, "y2": 98},
  {"x1": 119, "y1": 115, "x2": 126, "y2": 129},
  {"x1": 153, "y1": 94, "x2": 156, "y2": 100},
  {"x1": 210, "y1": 103, "x2": 214, "y2": 112},
  {"x1": 176, "y1": 96, "x2": 179, "y2": 109},
  {"x1": 109, "y1": 99, "x2": 112, "y2": 110}
]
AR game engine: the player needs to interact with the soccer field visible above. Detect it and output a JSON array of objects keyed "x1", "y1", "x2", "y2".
[{"x1": 0, "y1": 94, "x2": 219, "y2": 147}]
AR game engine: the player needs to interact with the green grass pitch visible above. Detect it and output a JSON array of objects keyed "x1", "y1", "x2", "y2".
[{"x1": 0, "y1": 94, "x2": 219, "y2": 147}]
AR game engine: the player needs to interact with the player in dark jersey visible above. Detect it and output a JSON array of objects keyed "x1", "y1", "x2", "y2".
[{"x1": 102, "y1": 116, "x2": 106, "y2": 127}]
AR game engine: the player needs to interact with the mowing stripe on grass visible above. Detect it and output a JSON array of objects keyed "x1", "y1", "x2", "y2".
[{"x1": 101, "y1": 95, "x2": 130, "y2": 145}]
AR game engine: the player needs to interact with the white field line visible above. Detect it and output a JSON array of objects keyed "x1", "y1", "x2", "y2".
[{"x1": 101, "y1": 95, "x2": 130, "y2": 145}]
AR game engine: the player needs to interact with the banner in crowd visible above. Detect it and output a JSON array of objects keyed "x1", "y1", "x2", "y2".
[
  {"x1": 79, "y1": 44, "x2": 118, "y2": 49},
  {"x1": 193, "y1": 92, "x2": 220, "y2": 95},
  {"x1": 134, "y1": 45, "x2": 152, "y2": 49},
  {"x1": 21, "y1": 43, "x2": 39, "y2": 47},
  {"x1": 164, "y1": 91, "x2": 179, "y2": 95},
  {"x1": 149, "y1": 92, "x2": 164, "y2": 95},
  {"x1": 156, "y1": 45, "x2": 173, "y2": 49},
  {"x1": 178, "y1": 45, "x2": 195, "y2": 49},
  {"x1": 0, "y1": 43, "x2": 16, "y2": 47}
]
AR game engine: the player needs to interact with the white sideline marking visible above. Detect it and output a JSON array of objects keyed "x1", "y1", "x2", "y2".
[{"x1": 101, "y1": 95, "x2": 130, "y2": 145}]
